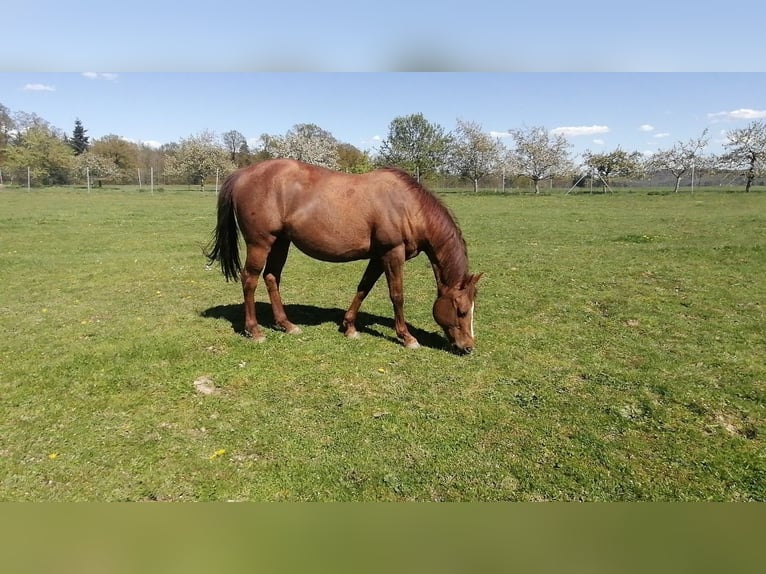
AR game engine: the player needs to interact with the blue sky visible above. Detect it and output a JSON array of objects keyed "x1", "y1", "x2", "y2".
[
  {"x1": 2, "y1": 73, "x2": 765, "y2": 162},
  {"x1": 4, "y1": 2, "x2": 765, "y2": 72}
]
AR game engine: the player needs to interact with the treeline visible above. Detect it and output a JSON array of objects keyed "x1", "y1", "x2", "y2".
[{"x1": 1, "y1": 102, "x2": 765, "y2": 192}]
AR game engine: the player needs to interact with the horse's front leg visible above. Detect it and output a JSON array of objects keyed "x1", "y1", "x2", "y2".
[
  {"x1": 343, "y1": 257, "x2": 384, "y2": 338},
  {"x1": 382, "y1": 248, "x2": 420, "y2": 349}
]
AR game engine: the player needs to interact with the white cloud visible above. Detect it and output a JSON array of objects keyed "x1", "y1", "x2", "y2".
[
  {"x1": 592, "y1": 138, "x2": 605, "y2": 146},
  {"x1": 23, "y1": 83, "x2": 55, "y2": 92},
  {"x1": 490, "y1": 130, "x2": 511, "y2": 138},
  {"x1": 82, "y1": 72, "x2": 118, "y2": 81},
  {"x1": 551, "y1": 125, "x2": 610, "y2": 137},
  {"x1": 124, "y1": 138, "x2": 163, "y2": 149},
  {"x1": 639, "y1": 124, "x2": 655, "y2": 132},
  {"x1": 707, "y1": 108, "x2": 766, "y2": 121},
  {"x1": 653, "y1": 132, "x2": 671, "y2": 138},
  {"x1": 360, "y1": 134, "x2": 382, "y2": 150}
]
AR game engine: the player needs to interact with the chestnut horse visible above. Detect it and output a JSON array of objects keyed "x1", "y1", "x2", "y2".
[{"x1": 206, "y1": 159, "x2": 481, "y2": 353}]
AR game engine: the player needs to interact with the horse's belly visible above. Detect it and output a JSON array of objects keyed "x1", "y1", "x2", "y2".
[{"x1": 289, "y1": 232, "x2": 372, "y2": 263}]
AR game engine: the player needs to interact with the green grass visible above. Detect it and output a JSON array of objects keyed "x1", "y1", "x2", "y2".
[{"x1": 0, "y1": 187, "x2": 764, "y2": 500}]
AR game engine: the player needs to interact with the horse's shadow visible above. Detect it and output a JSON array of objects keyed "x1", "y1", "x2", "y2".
[{"x1": 200, "y1": 302, "x2": 449, "y2": 351}]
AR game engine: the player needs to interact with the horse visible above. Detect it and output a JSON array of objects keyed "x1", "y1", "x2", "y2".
[{"x1": 206, "y1": 158, "x2": 481, "y2": 353}]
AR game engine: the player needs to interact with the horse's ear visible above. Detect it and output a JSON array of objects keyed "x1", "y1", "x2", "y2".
[
  {"x1": 460, "y1": 273, "x2": 482, "y2": 291},
  {"x1": 468, "y1": 273, "x2": 483, "y2": 287}
]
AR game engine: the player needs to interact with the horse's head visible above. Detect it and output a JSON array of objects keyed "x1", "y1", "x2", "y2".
[{"x1": 432, "y1": 273, "x2": 482, "y2": 354}]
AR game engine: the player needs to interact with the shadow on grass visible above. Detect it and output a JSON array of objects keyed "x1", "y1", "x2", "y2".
[{"x1": 200, "y1": 302, "x2": 449, "y2": 351}]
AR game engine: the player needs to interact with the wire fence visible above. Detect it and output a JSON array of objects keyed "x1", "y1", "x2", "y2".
[{"x1": 1, "y1": 165, "x2": 762, "y2": 194}]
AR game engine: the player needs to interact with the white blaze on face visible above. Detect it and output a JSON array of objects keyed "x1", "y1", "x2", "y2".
[{"x1": 469, "y1": 302, "x2": 475, "y2": 339}]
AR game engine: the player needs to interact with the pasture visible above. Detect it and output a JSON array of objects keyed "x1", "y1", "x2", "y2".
[{"x1": 0, "y1": 186, "x2": 763, "y2": 501}]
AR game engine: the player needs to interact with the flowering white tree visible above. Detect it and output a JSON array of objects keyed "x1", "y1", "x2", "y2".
[
  {"x1": 719, "y1": 120, "x2": 766, "y2": 193},
  {"x1": 264, "y1": 123, "x2": 340, "y2": 169},
  {"x1": 164, "y1": 131, "x2": 235, "y2": 191},
  {"x1": 449, "y1": 119, "x2": 504, "y2": 192},
  {"x1": 507, "y1": 126, "x2": 573, "y2": 193},
  {"x1": 647, "y1": 129, "x2": 709, "y2": 193},
  {"x1": 1, "y1": 102, "x2": 15, "y2": 150},
  {"x1": 73, "y1": 151, "x2": 120, "y2": 186}
]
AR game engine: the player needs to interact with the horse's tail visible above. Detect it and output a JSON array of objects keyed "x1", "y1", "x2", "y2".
[{"x1": 206, "y1": 171, "x2": 242, "y2": 282}]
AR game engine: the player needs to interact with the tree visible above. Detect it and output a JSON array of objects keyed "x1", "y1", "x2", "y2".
[
  {"x1": 449, "y1": 119, "x2": 504, "y2": 192},
  {"x1": 336, "y1": 143, "x2": 372, "y2": 173},
  {"x1": 0, "y1": 103, "x2": 14, "y2": 148},
  {"x1": 378, "y1": 113, "x2": 451, "y2": 182},
  {"x1": 581, "y1": 147, "x2": 643, "y2": 192},
  {"x1": 719, "y1": 120, "x2": 766, "y2": 192},
  {"x1": 0, "y1": 102, "x2": 14, "y2": 170},
  {"x1": 90, "y1": 135, "x2": 140, "y2": 178},
  {"x1": 236, "y1": 140, "x2": 253, "y2": 167},
  {"x1": 164, "y1": 131, "x2": 235, "y2": 191},
  {"x1": 646, "y1": 130, "x2": 709, "y2": 193},
  {"x1": 4, "y1": 125, "x2": 74, "y2": 185},
  {"x1": 251, "y1": 133, "x2": 275, "y2": 163},
  {"x1": 263, "y1": 123, "x2": 340, "y2": 169},
  {"x1": 12, "y1": 111, "x2": 58, "y2": 136},
  {"x1": 73, "y1": 151, "x2": 120, "y2": 186},
  {"x1": 68, "y1": 118, "x2": 90, "y2": 155},
  {"x1": 222, "y1": 130, "x2": 247, "y2": 163},
  {"x1": 507, "y1": 126, "x2": 573, "y2": 193},
  {"x1": 135, "y1": 142, "x2": 165, "y2": 182}
]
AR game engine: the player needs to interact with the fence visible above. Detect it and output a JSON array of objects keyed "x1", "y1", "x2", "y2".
[{"x1": 2, "y1": 164, "x2": 762, "y2": 193}]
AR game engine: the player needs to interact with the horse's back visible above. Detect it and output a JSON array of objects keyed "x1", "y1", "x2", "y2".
[{"x1": 230, "y1": 159, "x2": 421, "y2": 261}]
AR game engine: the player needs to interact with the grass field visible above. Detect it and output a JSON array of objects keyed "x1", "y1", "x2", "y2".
[{"x1": 0, "y1": 186, "x2": 763, "y2": 501}]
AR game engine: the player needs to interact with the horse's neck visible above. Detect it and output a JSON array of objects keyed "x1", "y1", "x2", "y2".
[{"x1": 424, "y1": 228, "x2": 468, "y2": 293}]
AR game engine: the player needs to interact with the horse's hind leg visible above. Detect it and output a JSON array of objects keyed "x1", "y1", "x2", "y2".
[
  {"x1": 263, "y1": 236, "x2": 301, "y2": 335},
  {"x1": 241, "y1": 243, "x2": 269, "y2": 342}
]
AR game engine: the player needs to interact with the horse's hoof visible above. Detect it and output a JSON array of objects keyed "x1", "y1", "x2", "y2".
[
  {"x1": 285, "y1": 325, "x2": 302, "y2": 335},
  {"x1": 404, "y1": 339, "x2": 421, "y2": 350},
  {"x1": 345, "y1": 329, "x2": 360, "y2": 339}
]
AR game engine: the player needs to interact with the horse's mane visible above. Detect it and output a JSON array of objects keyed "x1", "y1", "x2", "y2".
[{"x1": 380, "y1": 168, "x2": 469, "y2": 286}]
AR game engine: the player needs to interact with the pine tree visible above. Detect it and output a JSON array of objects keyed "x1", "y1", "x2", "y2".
[{"x1": 69, "y1": 118, "x2": 90, "y2": 155}]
